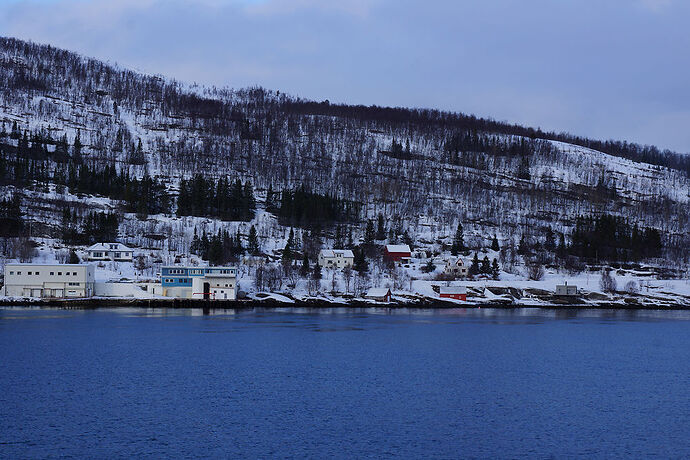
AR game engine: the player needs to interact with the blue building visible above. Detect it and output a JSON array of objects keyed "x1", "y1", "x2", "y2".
[{"x1": 160, "y1": 266, "x2": 237, "y2": 300}]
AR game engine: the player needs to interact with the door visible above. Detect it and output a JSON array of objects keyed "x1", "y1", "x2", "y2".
[
  {"x1": 203, "y1": 282, "x2": 210, "y2": 300},
  {"x1": 54, "y1": 289, "x2": 64, "y2": 298},
  {"x1": 31, "y1": 288, "x2": 43, "y2": 298}
]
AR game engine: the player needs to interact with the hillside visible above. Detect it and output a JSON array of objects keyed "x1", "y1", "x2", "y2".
[{"x1": 0, "y1": 36, "x2": 688, "y2": 277}]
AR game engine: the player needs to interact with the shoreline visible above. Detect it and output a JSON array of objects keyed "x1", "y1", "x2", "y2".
[{"x1": 0, "y1": 296, "x2": 688, "y2": 310}]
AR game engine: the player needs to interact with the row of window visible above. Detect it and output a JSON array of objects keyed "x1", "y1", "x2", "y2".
[
  {"x1": 9, "y1": 271, "x2": 80, "y2": 276},
  {"x1": 163, "y1": 278, "x2": 191, "y2": 284},
  {"x1": 165, "y1": 269, "x2": 237, "y2": 276},
  {"x1": 90, "y1": 251, "x2": 132, "y2": 257}
]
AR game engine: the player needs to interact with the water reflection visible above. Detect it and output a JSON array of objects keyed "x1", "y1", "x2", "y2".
[{"x1": 1, "y1": 305, "x2": 689, "y2": 324}]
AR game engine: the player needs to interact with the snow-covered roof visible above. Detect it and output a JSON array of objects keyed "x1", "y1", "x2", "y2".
[
  {"x1": 320, "y1": 249, "x2": 355, "y2": 258},
  {"x1": 440, "y1": 286, "x2": 467, "y2": 295},
  {"x1": 87, "y1": 243, "x2": 133, "y2": 252},
  {"x1": 385, "y1": 244, "x2": 411, "y2": 253},
  {"x1": 6, "y1": 263, "x2": 93, "y2": 267},
  {"x1": 366, "y1": 287, "x2": 391, "y2": 297},
  {"x1": 446, "y1": 258, "x2": 465, "y2": 266}
]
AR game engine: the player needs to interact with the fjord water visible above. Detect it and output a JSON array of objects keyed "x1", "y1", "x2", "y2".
[{"x1": 1, "y1": 308, "x2": 688, "y2": 458}]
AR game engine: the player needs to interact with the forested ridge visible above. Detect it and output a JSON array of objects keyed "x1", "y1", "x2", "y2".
[{"x1": 0, "y1": 35, "x2": 688, "y2": 267}]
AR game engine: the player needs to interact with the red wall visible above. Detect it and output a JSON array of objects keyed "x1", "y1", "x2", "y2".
[{"x1": 440, "y1": 293, "x2": 466, "y2": 301}]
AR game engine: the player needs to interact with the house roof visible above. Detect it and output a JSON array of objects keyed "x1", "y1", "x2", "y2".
[
  {"x1": 446, "y1": 257, "x2": 465, "y2": 266},
  {"x1": 6, "y1": 263, "x2": 93, "y2": 267},
  {"x1": 385, "y1": 244, "x2": 411, "y2": 253},
  {"x1": 320, "y1": 249, "x2": 354, "y2": 258},
  {"x1": 366, "y1": 287, "x2": 391, "y2": 297},
  {"x1": 87, "y1": 243, "x2": 133, "y2": 252},
  {"x1": 439, "y1": 286, "x2": 467, "y2": 295}
]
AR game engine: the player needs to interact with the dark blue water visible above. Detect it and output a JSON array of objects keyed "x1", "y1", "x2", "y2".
[{"x1": 1, "y1": 307, "x2": 689, "y2": 458}]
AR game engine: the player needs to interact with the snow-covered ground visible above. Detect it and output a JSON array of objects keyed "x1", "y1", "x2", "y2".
[{"x1": 3, "y1": 240, "x2": 688, "y2": 307}]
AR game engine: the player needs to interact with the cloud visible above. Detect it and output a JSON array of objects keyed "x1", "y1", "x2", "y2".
[{"x1": 638, "y1": 0, "x2": 673, "y2": 12}]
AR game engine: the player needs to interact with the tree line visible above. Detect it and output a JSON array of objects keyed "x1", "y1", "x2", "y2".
[
  {"x1": 176, "y1": 174, "x2": 256, "y2": 221},
  {"x1": 569, "y1": 214, "x2": 662, "y2": 262},
  {"x1": 268, "y1": 185, "x2": 361, "y2": 228}
]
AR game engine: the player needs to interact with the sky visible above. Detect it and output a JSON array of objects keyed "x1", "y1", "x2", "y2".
[{"x1": 1, "y1": 0, "x2": 689, "y2": 152}]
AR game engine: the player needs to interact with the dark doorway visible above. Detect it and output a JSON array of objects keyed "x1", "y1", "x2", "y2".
[{"x1": 203, "y1": 282, "x2": 210, "y2": 300}]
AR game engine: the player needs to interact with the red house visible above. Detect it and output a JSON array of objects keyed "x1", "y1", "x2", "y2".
[
  {"x1": 384, "y1": 244, "x2": 412, "y2": 263},
  {"x1": 439, "y1": 286, "x2": 467, "y2": 301},
  {"x1": 365, "y1": 287, "x2": 392, "y2": 303}
]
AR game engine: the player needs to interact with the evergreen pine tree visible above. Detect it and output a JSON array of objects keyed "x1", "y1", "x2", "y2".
[
  {"x1": 283, "y1": 228, "x2": 294, "y2": 263},
  {"x1": 364, "y1": 220, "x2": 375, "y2": 245},
  {"x1": 451, "y1": 223, "x2": 465, "y2": 255},
  {"x1": 517, "y1": 154, "x2": 531, "y2": 180},
  {"x1": 422, "y1": 259, "x2": 436, "y2": 273},
  {"x1": 353, "y1": 248, "x2": 369, "y2": 273},
  {"x1": 334, "y1": 225, "x2": 344, "y2": 248},
  {"x1": 469, "y1": 252, "x2": 480, "y2": 276},
  {"x1": 545, "y1": 228, "x2": 555, "y2": 251},
  {"x1": 300, "y1": 253, "x2": 310, "y2": 277},
  {"x1": 68, "y1": 250, "x2": 80, "y2": 264},
  {"x1": 481, "y1": 256, "x2": 491, "y2": 274},
  {"x1": 491, "y1": 258, "x2": 500, "y2": 280},
  {"x1": 518, "y1": 235, "x2": 528, "y2": 255},
  {"x1": 248, "y1": 225, "x2": 259, "y2": 255},
  {"x1": 312, "y1": 263, "x2": 322, "y2": 280},
  {"x1": 235, "y1": 229, "x2": 244, "y2": 255},
  {"x1": 376, "y1": 213, "x2": 386, "y2": 240},
  {"x1": 491, "y1": 235, "x2": 499, "y2": 251}
]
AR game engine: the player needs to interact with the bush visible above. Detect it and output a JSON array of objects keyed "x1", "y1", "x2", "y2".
[
  {"x1": 526, "y1": 261, "x2": 544, "y2": 281},
  {"x1": 624, "y1": 280, "x2": 639, "y2": 294},
  {"x1": 599, "y1": 269, "x2": 618, "y2": 293}
]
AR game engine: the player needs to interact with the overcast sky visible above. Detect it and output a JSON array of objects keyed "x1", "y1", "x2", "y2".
[{"x1": 1, "y1": 0, "x2": 689, "y2": 152}]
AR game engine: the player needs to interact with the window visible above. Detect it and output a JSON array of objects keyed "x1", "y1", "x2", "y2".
[
  {"x1": 28, "y1": 272, "x2": 32, "y2": 275},
  {"x1": 9, "y1": 271, "x2": 13, "y2": 275},
  {"x1": 68, "y1": 282, "x2": 80, "y2": 286},
  {"x1": 16, "y1": 271, "x2": 21, "y2": 275},
  {"x1": 58, "y1": 272, "x2": 62, "y2": 276},
  {"x1": 50, "y1": 272, "x2": 54, "y2": 276},
  {"x1": 73, "y1": 272, "x2": 77, "y2": 276},
  {"x1": 35, "y1": 272, "x2": 39, "y2": 275}
]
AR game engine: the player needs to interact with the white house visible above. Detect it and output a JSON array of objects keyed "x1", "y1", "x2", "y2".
[
  {"x1": 318, "y1": 249, "x2": 354, "y2": 269},
  {"x1": 3, "y1": 263, "x2": 95, "y2": 298},
  {"x1": 444, "y1": 258, "x2": 468, "y2": 277},
  {"x1": 87, "y1": 243, "x2": 134, "y2": 262}
]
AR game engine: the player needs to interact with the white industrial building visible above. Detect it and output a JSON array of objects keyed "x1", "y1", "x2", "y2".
[
  {"x1": 159, "y1": 266, "x2": 238, "y2": 300},
  {"x1": 3, "y1": 263, "x2": 95, "y2": 298},
  {"x1": 318, "y1": 249, "x2": 354, "y2": 269},
  {"x1": 86, "y1": 243, "x2": 134, "y2": 262}
]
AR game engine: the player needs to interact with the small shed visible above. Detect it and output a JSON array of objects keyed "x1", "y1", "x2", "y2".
[
  {"x1": 555, "y1": 282, "x2": 578, "y2": 296},
  {"x1": 439, "y1": 286, "x2": 467, "y2": 301},
  {"x1": 365, "y1": 287, "x2": 392, "y2": 302}
]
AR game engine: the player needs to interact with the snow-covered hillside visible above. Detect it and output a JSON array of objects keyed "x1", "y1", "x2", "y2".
[{"x1": 0, "y1": 36, "x2": 688, "y2": 274}]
